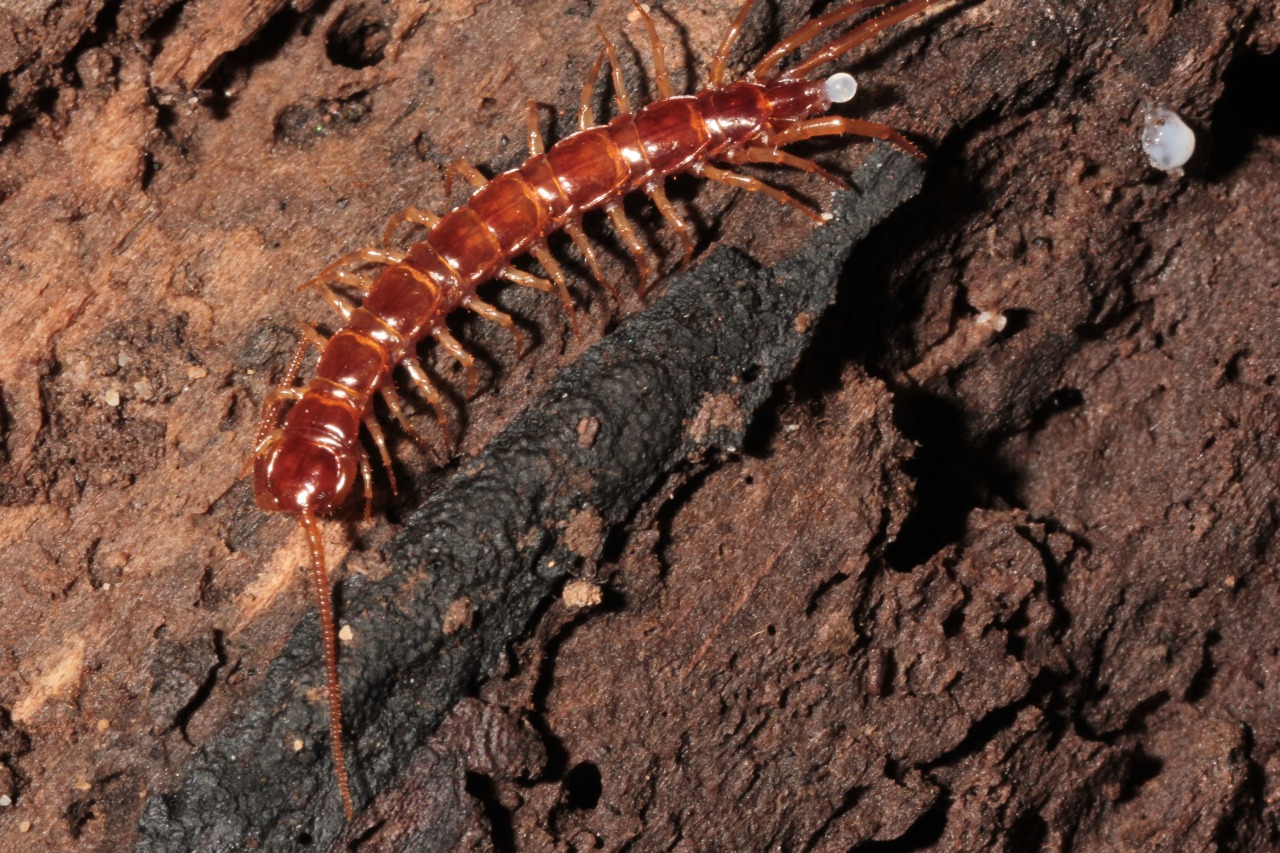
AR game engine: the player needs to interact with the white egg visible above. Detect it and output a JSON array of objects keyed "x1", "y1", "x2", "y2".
[
  {"x1": 1141, "y1": 103, "x2": 1195, "y2": 171},
  {"x1": 825, "y1": 72, "x2": 858, "y2": 104}
]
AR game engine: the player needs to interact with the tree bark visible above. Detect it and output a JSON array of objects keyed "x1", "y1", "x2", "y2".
[{"x1": 0, "y1": 0, "x2": 1277, "y2": 850}]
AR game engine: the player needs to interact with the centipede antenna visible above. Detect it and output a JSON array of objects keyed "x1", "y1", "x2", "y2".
[{"x1": 299, "y1": 511, "x2": 354, "y2": 820}]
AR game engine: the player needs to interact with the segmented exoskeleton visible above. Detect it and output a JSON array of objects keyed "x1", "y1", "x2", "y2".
[{"x1": 249, "y1": 0, "x2": 945, "y2": 818}]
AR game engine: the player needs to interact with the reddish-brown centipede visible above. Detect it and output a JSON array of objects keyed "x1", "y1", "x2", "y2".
[{"x1": 250, "y1": 0, "x2": 945, "y2": 819}]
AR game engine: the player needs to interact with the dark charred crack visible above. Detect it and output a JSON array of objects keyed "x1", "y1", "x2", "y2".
[
  {"x1": 171, "y1": 631, "x2": 227, "y2": 743},
  {"x1": 465, "y1": 771, "x2": 516, "y2": 852}
]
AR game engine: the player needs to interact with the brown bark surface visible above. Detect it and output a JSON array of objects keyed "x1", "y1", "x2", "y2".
[{"x1": 1, "y1": 0, "x2": 1278, "y2": 850}]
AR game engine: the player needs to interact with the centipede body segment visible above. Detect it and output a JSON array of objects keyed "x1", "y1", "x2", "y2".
[{"x1": 248, "y1": 0, "x2": 948, "y2": 819}]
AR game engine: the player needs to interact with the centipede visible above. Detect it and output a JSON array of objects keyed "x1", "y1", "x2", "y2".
[{"x1": 249, "y1": 0, "x2": 948, "y2": 819}]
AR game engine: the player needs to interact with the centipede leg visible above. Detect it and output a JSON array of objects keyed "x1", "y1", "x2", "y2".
[
  {"x1": 645, "y1": 181, "x2": 695, "y2": 269},
  {"x1": 356, "y1": 445, "x2": 376, "y2": 523},
  {"x1": 245, "y1": 327, "x2": 324, "y2": 476},
  {"x1": 362, "y1": 414, "x2": 398, "y2": 496},
  {"x1": 579, "y1": 49, "x2": 608, "y2": 128},
  {"x1": 595, "y1": 24, "x2": 633, "y2": 114},
  {"x1": 434, "y1": 328, "x2": 479, "y2": 398},
  {"x1": 501, "y1": 266, "x2": 553, "y2": 293},
  {"x1": 402, "y1": 357, "x2": 452, "y2": 456},
  {"x1": 383, "y1": 206, "x2": 441, "y2": 248},
  {"x1": 379, "y1": 385, "x2": 442, "y2": 463},
  {"x1": 449, "y1": 159, "x2": 489, "y2": 190},
  {"x1": 464, "y1": 295, "x2": 525, "y2": 355},
  {"x1": 769, "y1": 115, "x2": 924, "y2": 160},
  {"x1": 526, "y1": 100, "x2": 546, "y2": 156},
  {"x1": 773, "y1": 0, "x2": 943, "y2": 83},
  {"x1": 252, "y1": 334, "x2": 314, "y2": 451},
  {"x1": 710, "y1": 0, "x2": 760, "y2": 86},
  {"x1": 632, "y1": 0, "x2": 674, "y2": 98},
  {"x1": 247, "y1": 390, "x2": 302, "y2": 474},
  {"x1": 303, "y1": 247, "x2": 403, "y2": 292},
  {"x1": 751, "y1": 0, "x2": 895, "y2": 81},
  {"x1": 605, "y1": 203, "x2": 654, "y2": 292},
  {"x1": 564, "y1": 219, "x2": 622, "y2": 304},
  {"x1": 529, "y1": 241, "x2": 582, "y2": 338},
  {"x1": 332, "y1": 269, "x2": 376, "y2": 293},
  {"x1": 314, "y1": 283, "x2": 357, "y2": 321},
  {"x1": 257, "y1": 371, "x2": 305, "y2": 428},
  {"x1": 722, "y1": 145, "x2": 849, "y2": 189},
  {"x1": 694, "y1": 162, "x2": 827, "y2": 224}
]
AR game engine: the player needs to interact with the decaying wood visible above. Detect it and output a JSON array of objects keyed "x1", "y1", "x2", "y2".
[{"x1": 1, "y1": 0, "x2": 1278, "y2": 850}]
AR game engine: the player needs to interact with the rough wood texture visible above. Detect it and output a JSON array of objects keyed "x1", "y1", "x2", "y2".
[{"x1": 1, "y1": 0, "x2": 1278, "y2": 850}]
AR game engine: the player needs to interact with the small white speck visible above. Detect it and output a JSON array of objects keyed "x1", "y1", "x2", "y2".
[
  {"x1": 338, "y1": 624, "x2": 354, "y2": 642},
  {"x1": 975, "y1": 311, "x2": 1008, "y2": 332},
  {"x1": 1141, "y1": 102, "x2": 1195, "y2": 171}
]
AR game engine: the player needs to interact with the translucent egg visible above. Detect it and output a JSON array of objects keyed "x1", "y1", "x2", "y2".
[
  {"x1": 825, "y1": 72, "x2": 858, "y2": 104},
  {"x1": 1141, "y1": 103, "x2": 1195, "y2": 171}
]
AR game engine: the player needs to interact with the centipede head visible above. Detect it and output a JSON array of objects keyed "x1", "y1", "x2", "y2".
[{"x1": 253, "y1": 429, "x2": 356, "y2": 518}]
